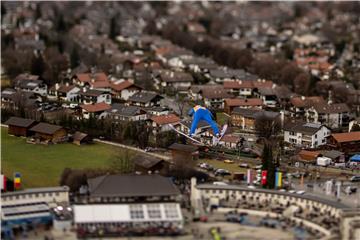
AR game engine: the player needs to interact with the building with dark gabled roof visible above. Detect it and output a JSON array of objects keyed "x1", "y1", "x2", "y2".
[
  {"x1": 133, "y1": 154, "x2": 169, "y2": 175},
  {"x1": 327, "y1": 132, "x2": 360, "y2": 154},
  {"x1": 87, "y1": 174, "x2": 180, "y2": 200},
  {"x1": 169, "y1": 143, "x2": 199, "y2": 162},
  {"x1": 74, "y1": 174, "x2": 183, "y2": 238},
  {"x1": 127, "y1": 91, "x2": 163, "y2": 107},
  {"x1": 4, "y1": 117, "x2": 37, "y2": 137},
  {"x1": 105, "y1": 103, "x2": 147, "y2": 122},
  {"x1": 284, "y1": 122, "x2": 331, "y2": 148},
  {"x1": 29, "y1": 123, "x2": 67, "y2": 143},
  {"x1": 306, "y1": 103, "x2": 351, "y2": 129},
  {"x1": 72, "y1": 131, "x2": 92, "y2": 145},
  {"x1": 231, "y1": 108, "x2": 279, "y2": 131}
]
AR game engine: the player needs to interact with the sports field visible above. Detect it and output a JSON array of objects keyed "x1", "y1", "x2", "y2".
[{"x1": 1, "y1": 127, "x2": 125, "y2": 188}]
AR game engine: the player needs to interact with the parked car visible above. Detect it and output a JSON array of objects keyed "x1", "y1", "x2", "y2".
[
  {"x1": 296, "y1": 190, "x2": 306, "y2": 195},
  {"x1": 213, "y1": 181, "x2": 228, "y2": 186},
  {"x1": 70, "y1": 103, "x2": 79, "y2": 109},
  {"x1": 214, "y1": 169, "x2": 231, "y2": 177},
  {"x1": 224, "y1": 159, "x2": 234, "y2": 164},
  {"x1": 239, "y1": 163, "x2": 249, "y2": 168},
  {"x1": 350, "y1": 176, "x2": 360, "y2": 182}
]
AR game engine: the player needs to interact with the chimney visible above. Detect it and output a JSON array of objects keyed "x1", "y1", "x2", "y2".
[{"x1": 55, "y1": 83, "x2": 60, "y2": 90}]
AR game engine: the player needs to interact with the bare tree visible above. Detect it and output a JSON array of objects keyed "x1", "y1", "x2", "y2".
[{"x1": 109, "y1": 149, "x2": 134, "y2": 174}]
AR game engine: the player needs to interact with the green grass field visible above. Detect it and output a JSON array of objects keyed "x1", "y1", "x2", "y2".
[
  {"x1": 201, "y1": 159, "x2": 247, "y2": 174},
  {"x1": 1, "y1": 127, "x2": 127, "y2": 188}
]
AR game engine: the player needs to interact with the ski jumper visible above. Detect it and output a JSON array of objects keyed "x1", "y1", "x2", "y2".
[{"x1": 188, "y1": 105, "x2": 219, "y2": 136}]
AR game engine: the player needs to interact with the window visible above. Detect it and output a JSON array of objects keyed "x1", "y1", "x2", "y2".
[
  {"x1": 290, "y1": 131, "x2": 295, "y2": 136},
  {"x1": 315, "y1": 134, "x2": 317, "y2": 138},
  {"x1": 147, "y1": 204, "x2": 161, "y2": 219},
  {"x1": 129, "y1": 205, "x2": 144, "y2": 219},
  {"x1": 164, "y1": 203, "x2": 179, "y2": 219}
]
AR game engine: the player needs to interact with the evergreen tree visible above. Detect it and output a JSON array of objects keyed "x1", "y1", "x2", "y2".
[
  {"x1": 56, "y1": 14, "x2": 66, "y2": 32},
  {"x1": 70, "y1": 48, "x2": 79, "y2": 68},
  {"x1": 31, "y1": 54, "x2": 45, "y2": 77},
  {"x1": 109, "y1": 17, "x2": 117, "y2": 40}
]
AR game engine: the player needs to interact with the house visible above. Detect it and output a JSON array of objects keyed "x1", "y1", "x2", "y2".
[
  {"x1": 133, "y1": 154, "x2": 170, "y2": 175},
  {"x1": 110, "y1": 79, "x2": 142, "y2": 100},
  {"x1": 4, "y1": 117, "x2": 37, "y2": 137},
  {"x1": 150, "y1": 114, "x2": 180, "y2": 135},
  {"x1": 168, "y1": 143, "x2": 199, "y2": 162},
  {"x1": 72, "y1": 131, "x2": 92, "y2": 145},
  {"x1": 74, "y1": 174, "x2": 183, "y2": 238},
  {"x1": 320, "y1": 150, "x2": 345, "y2": 163},
  {"x1": 72, "y1": 72, "x2": 110, "y2": 91},
  {"x1": 208, "y1": 69, "x2": 257, "y2": 83},
  {"x1": 289, "y1": 96, "x2": 326, "y2": 118},
  {"x1": 223, "y1": 79, "x2": 273, "y2": 97},
  {"x1": 296, "y1": 150, "x2": 322, "y2": 164},
  {"x1": 103, "y1": 104, "x2": 147, "y2": 122},
  {"x1": 153, "y1": 70, "x2": 194, "y2": 92},
  {"x1": 144, "y1": 106, "x2": 170, "y2": 116},
  {"x1": 254, "y1": 87, "x2": 278, "y2": 107},
  {"x1": 224, "y1": 98, "x2": 263, "y2": 114},
  {"x1": 1, "y1": 89, "x2": 40, "y2": 109},
  {"x1": 327, "y1": 132, "x2": 360, "y2": 154},
  {"x1": 48, "y1": 83, "x2": 80, "y2": 102},
  {"x1": 127, "y1": 92, "x2": 163, "y2": 107},
  {"x1": 201, "y1": 86, "x2": 233, "y2": 109},
  {"x1": 29, "y1": 123, "x2": 67, "y2": 143},
  {"x1": 176, "y1": 120, "x2": 211, "y2": 136},
  {"x1": 306, "y1": 103, "x2": 351, "y2": 129},
  {"x1": 78, "y1": 88, "x2": 111, "y2": 105},
  {"x1": 283, "y1": 122, "x2": 331, "y2": 148},
  {"x1": 14, "y1": 74, "x2": 47, "y2": 97},
  {"x1": 231, "y1": 108, "x2": 280, "y2": 131},
  {"x1": 218, "y1": 134, "x2": 242, "y2": 149},
  {"x1": 80, "y1": 102, "x2": 111, "y2": 119}
]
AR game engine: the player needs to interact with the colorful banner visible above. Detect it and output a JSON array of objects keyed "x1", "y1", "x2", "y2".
[
  {"x1": 247, "y1": 169, "x2": 253, "y2": 184},
  {"x1": 261, "y1": 170, "x2": 267, "y2": 186},
  {"x1": 275, "y1": 172, "x2": 282, "y2": 188},
  {"x1": 14, "y1": 172, "x2": 21, "y2": 190}
]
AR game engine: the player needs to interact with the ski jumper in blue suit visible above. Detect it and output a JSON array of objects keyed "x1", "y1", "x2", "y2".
[{"x1": 188, "y1": 105, "x2": 219, "y2": 137}]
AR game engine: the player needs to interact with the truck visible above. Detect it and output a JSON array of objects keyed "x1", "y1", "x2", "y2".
[{"x1": 317, "y1": 157, "x2": 332, "y2": 166}]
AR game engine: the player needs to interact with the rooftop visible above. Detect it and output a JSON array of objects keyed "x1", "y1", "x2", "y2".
[
  {"x1": 4, "y1": 117, "x2": 36, "y2": 128},
  {"x1": 30, "y1": 123, "x2": 64, "y2": 135}
]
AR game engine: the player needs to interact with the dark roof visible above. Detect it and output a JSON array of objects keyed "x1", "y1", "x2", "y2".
[
  {"x1": 232, "y1": 107, "x2": 279, "y2": 119},
  {"x1": 128, "y1": 92, "x2": 163, "y2": 103},
  {"x1": 168, "y1": 143, "x2": 198, "y2": 152},
  {"x1": 159, "y1": 71, "x2": 194, "y2": 83},
  {"x1": 232, "y1": 108, "x2": 262, "y2": 118},
  {"x1": 30, "y1": 123, "x2": 64, "y2": 135},
  {"x1": 4, "y1": 117, "x2": 36, "y2": 128},
  {"x1": 79, "y1": 89, "x2": 107, "y2": 97},
  {"x1": 17, "y1": 79, "x2": 44, "y2": 90},
  {"x1": 73, "y1": 131, "x2": 89, "y2": 141},
  {"x1": 87, "y1": 174, "x2": 180, "y2": 197},
  {"x1": 313, "y1": 103, "x2": 350, "y2": 114},
  {"x1": 133, "y1": 154, "x2": 164, "y2": 169},
  {"x1": 320, "y1": 150, "x2": 343, "y2": 159},
  {"x1": 284, "y1": 122, "x2": 326, "y2": 135},
  {"x1": 108, "y1": 104, "x2": 144, "y2": 116}
]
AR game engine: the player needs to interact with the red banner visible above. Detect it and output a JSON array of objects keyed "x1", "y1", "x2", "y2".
[{"x1": 261, "y1": 170, "x2": 267, "y2": 186}]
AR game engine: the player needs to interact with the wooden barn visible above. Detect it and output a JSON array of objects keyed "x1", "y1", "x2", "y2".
[
  {"x1": 29, "y1": 123, "x2": 67, "y2": 143},
  {"x1": 72, "y1": 131, "x2": 92, "y2": 145},
  {"x1": 133, "y1": 154, "x2": 169, "y2": 175},
  {"x1": 168, "y1": 143, "x2": 199, "y2": 162},
  {"x1": 4, "y1": 117, "x2": 37, "y2": 137}
]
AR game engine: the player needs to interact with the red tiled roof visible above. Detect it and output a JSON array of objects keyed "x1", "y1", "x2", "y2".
[
  {"x1": 111, "y1": 80, "x2": 134, "y2": 91},
  {"x1": 80, "y1": 102, "x2": 111, "y2": 113},
  {"x1": 253, "y1": 80, "x2": 274, "y2": 88},
  {"x1": 76, "y1": 73, "x2": 109, "y2": 83},
  {"x1": 90, "y1": 81, "x2": 110, "y2": 88},
  {"x1": 224, "y1": 80, "x2": 254, "y2": 89},
  {"x1": 76, "y1": 73, "x2": 91, "y2": 83},
  {"x1": 298, "y1": 150, "x2": 321, "y2": 161},
  {"x1": 225, "y1": 98, "x2": 263, "y2": 107},
  {"x1": 151, "y1": 114, "x2": 180, "y2": 125},
  {"x1": 331, "y1": 132, "x2": 360, "y2": 143},
  {"x1": 290, "y1": 96, "x2": 325, "y2": 108}
]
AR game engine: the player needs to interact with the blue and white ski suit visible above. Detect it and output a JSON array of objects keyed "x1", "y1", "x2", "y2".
[{"x1": 188, "y1": 105, "x2": 219, "y2": 136}]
